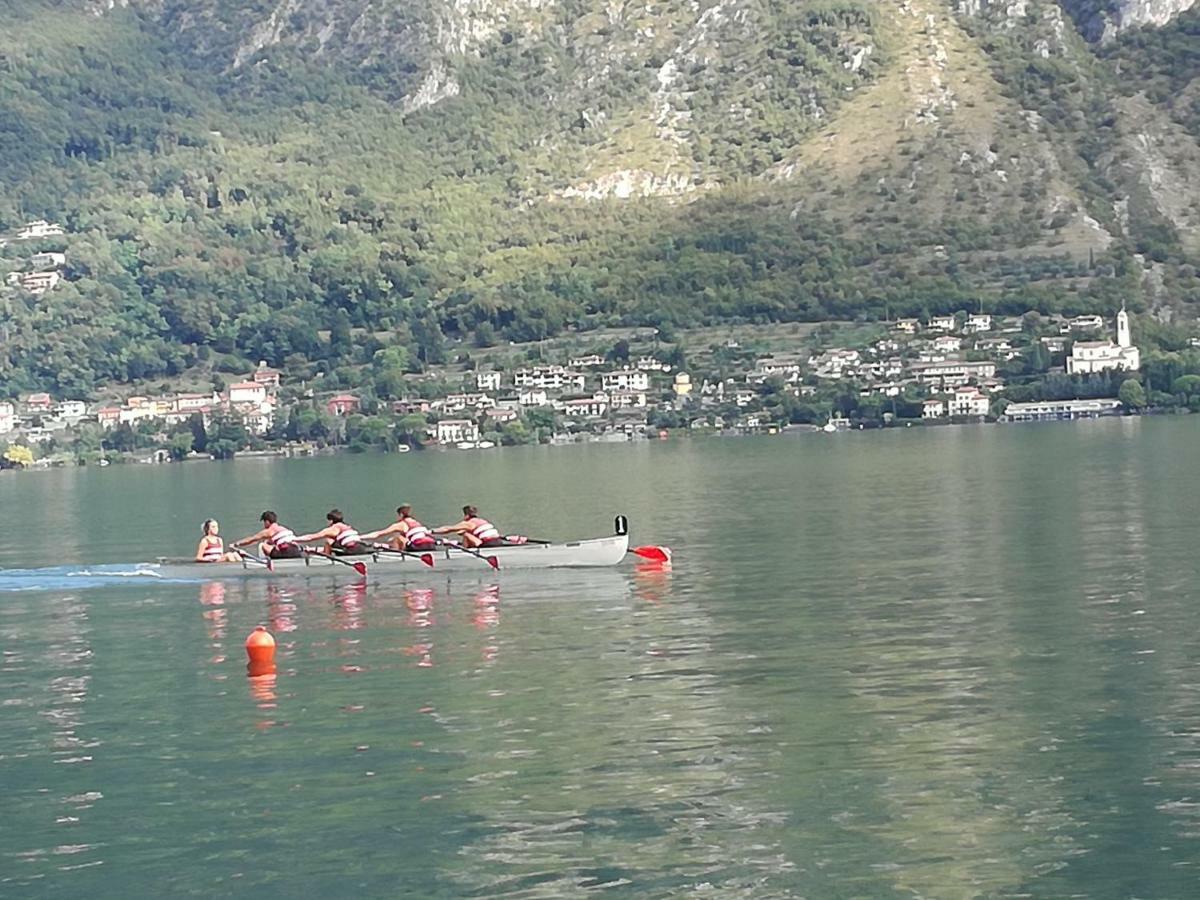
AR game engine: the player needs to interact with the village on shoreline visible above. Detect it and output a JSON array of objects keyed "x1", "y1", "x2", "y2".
[{"x1": 4, "y1": 226, "x2": 1189, "y2": 470}]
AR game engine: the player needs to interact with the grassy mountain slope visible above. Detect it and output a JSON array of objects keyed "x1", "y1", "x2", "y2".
[{"x1": 0, "y1": 0, "x2": 1198, "y2": 394}]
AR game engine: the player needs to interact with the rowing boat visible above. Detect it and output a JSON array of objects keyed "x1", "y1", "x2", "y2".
[{"x1": 142, "y1": 516, "x2": 636, "y2": 580}]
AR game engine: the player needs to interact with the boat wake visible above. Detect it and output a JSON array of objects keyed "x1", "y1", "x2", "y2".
[{"x1": 0, "y1": 564, "x2": 204, "y2": 593}]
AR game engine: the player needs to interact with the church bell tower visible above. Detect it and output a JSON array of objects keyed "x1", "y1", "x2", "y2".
[{"x1": 1117, "y1": 304, "x2": 1131, "y2": 348}]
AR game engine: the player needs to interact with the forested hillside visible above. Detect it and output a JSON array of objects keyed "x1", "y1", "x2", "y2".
[{"x1": 1, "y1": 0, "x2": 1198, "y2": 395}]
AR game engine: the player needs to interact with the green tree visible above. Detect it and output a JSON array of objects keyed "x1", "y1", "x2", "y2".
[
  {"x1": 1118, "y1": 378, "x2": 1146, "y2": 410},
  {"x1": 167, "y1": 431, "x2": 194, "y2": 460}
]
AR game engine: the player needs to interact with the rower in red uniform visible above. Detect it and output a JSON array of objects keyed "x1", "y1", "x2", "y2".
[
  {"x1": 361, "y1": 505, "x2": 436, "y2": 551},
  {"x1": 233, "y1": 511, "x2": 304, "y2": 559},
  {"x1": 295, "y1": 509, "x2": 370, "y2": 556},
  {"x1": 434, "y1": 505, "x2": 503, "y2": 549},
  {"x1": 195, "y1": 519, "x2": 241, "y2": 563}
]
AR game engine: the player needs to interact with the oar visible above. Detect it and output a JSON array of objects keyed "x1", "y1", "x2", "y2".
[
  {"x1": 436, "y1": 540, "x2": 500, "y2": 570},
  {"x1": 369, "y1": 543, "x2": 435, "y2": 568},
  {"x1": 234, "y1": 547, "x2": 274, "y2": 572},
  {"x1": 304, "y1": 548, "x2": 368, "y2": 577}
]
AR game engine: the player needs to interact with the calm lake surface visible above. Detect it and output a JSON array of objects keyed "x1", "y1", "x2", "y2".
[{"x1": 3, "y1": 418, "x2": 1200, "y2": 897}]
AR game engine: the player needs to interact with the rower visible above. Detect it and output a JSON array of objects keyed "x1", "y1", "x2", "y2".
[
  {"x1": 361, "y1": 505, "x2": 436, "y2": 551},
  {"x1": 195, "y1": 519, "x2": 240, "y2": 563},
  {"x1": 233, "y1": 511, "x2": 304, "y2": 559},
  {"x1": 295, "y1": 509, "x2": 370, "y2": 556},
  {"x1": 434, "y1": 505, "x2": 502, "y2": 549}
]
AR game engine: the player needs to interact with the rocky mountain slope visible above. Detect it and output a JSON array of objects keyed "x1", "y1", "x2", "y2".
[{"x1": 0, "y1": 0, "x2": 1198, "y2": 392}]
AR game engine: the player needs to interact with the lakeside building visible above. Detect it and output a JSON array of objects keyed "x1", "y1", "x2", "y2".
[
  {"x1": 948, "y1": 387, "x2": 990, "y2": 417},
  {"x1": 435, "y1": 419, "x2": 479, "y2": 444},
  {"x1": 1066, "y1": 306, "x2": 1139, "y2": 375},
  {"x1": 1001, "y1": 399, "x2": 1122, "y2": 421},
  {"x1": 922, "y1": 399, "x2": 944, "y2": 418},
  {"x1": 0, "y1": 401, "x2": 15, "y2": 433}
]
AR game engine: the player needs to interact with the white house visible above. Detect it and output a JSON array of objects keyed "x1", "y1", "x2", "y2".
[
  {"x1": 922, "y1": 399, "x2": 945, "y2": 419},
  {"x1": 174, "y1": 393, "x2": 216, "y2": 412},
  {"x1": 912, "y1": 360, "x2": 997, "y2": 387},
  {"x1": 948, "y1": 387, "x2": 990, "y2": 417},
  {"x1": 30, "y1": 251, "x2": 66, "y2": 270},
  {"x1": 636, "y1": 356, "x2": 671, "y2": 372},
  {"x1": 485, "y1": 406, "x2": 520, "y2": 424},
  {"x1": 436, "y1": 419, "x2": 480, "y2": 444},
  {"x1": 609, "y1": 390, "x2": 647, "y2": 409},
  {"x1": 16, "y1": 220, "x2": 64, "y2": 240},
  {"x1": 966, "y1": 313, "x2": 992, "y2": 333},
  {"x1": 443, "y1": 392, "x2": 495, "y2": 413},
  {"x1": 928, "y1": 314, "x2": 958, "y2": 332},
  {"x1": 569, "y1": 354, "x2": 605, "y2": 368},
  {"x1": 0, "y1": 401, "x2": 15, "y2": 433},
  {"x1": 228, "y1": 382, "x2": 267, "y2": 405},
  {"x1": 513, "y1": 365, "x2": 586, "y2": 392},
  {"x1": 932, "y1": 335, "x2": 962, "y2": 353},
  {"x1": 18, "y1": 271, "x2": 60, "y2": 294},
  {"x1": 895, "y1": 318, "x2": 919, "y2": 334},
  {"x1": 54, "y1": 400, "x2": 86, "y2": 420},
  {"x1": 600, "y1": 369, "x2": 649, "y2": 392},
  {"x1": 1066, "y1": 307, "x2": 1139, "y2": 375},
  {"x1": 518, "y1": 389, "x2": 549, "y2": 407},
  {"x1": 559, "y1": 394, "x2": 609, "y2": 418},
  {"x1": 1069, "y1": 314, "x2": 1105, "y2": 332},
  {"x1": 475, "y1": 371, "x2": 502, "y2": 391}
]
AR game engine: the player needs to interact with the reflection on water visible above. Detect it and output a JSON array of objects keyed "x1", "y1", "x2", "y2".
[{"x1": 5, "y1": 423, "x2": 1200, "y2": 895}]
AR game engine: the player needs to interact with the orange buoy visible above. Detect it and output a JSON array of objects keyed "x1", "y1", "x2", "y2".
[{"x1": 245, "y1": 626, "x2": 276, "y2": 663}]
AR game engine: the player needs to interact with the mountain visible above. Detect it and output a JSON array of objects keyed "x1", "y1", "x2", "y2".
[{"x1": 0, "y1": 0, "x2": 1198, "y2": 395}]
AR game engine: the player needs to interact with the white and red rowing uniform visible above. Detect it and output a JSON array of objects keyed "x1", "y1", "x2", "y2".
[
  {"x1": 465, "y1": 516, "x2": 501, "y2": 545},
  {"x1": 401, "y1": 516, "x2": 434, "y2": 549},
  {"x1": 329, "y1": 522, "x2": 362, "y2": 552},
  {"x1": 201, "y1": 536, "x2": 225, "y2": 561},
  {"x1": 266, "y1": 522, "x2": 297, "y2": 548}
]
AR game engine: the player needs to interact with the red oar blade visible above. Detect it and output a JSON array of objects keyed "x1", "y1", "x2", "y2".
[
  {"x1": 419, "y1": 553, "x2": 435, "y2": 568},
  {"x1": 353, "y1": 561, "x2": 368, "y2": 577},
  {"x1": 631, "y1": 545, "x2": 671, "y2": 563},
  {"x1": 486, "y1": 556, "x2": 500, "y2": 570}
]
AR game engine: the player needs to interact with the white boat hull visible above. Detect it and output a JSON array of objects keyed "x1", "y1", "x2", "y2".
[{"x1": 144, "y1": 523, "x2": 630, "y2": 580}]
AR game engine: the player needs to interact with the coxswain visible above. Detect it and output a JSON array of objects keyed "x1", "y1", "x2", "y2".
[
  {"x1": 295, "y1": 509, "x2": 369, "y2": 556},
  {"x1": 434, "y1": 505, "x2": 502, "y2": 549},
  {"x1": 361, "y1": 505, "x2": 436, "y2": 551},
  {"x1": 233, "y1": 511, "x2": 304, "y2": 559},
  {"x1": 195, "y1": 519, "x2": 240, "y2": 563}
]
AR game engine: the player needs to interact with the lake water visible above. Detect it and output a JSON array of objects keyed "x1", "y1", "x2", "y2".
[{"x1": 3, "y1": 418, "x2": 1200, "y2": 897}]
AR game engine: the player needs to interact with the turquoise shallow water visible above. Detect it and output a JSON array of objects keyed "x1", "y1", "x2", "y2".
[{"x1": 3, "y1": 420, "x2": 1200, "y2": 897}]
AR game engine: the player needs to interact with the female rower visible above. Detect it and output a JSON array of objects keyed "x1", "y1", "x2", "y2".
[
  {"x1": 233, "y1": 511, "x2": 304, "y2": 559},
  {"x1": 434, "y1": 505, "x2": 502, "y2": 549},
  {"x1": 195, "y1": 519, "x2": 241, "y2": 563},
  {"x1": 361, "y1": 505, "x2": 436, "y2": 551},
  {"x1": 295, "y1": 509, "x2": 370, "y2": 556}
]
